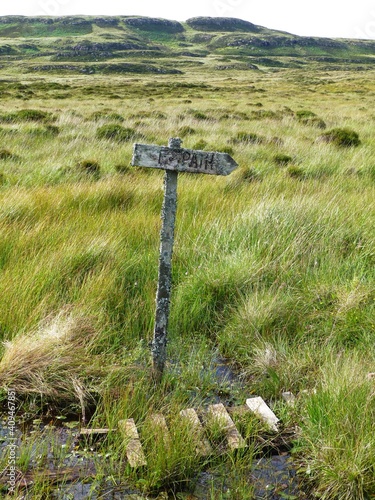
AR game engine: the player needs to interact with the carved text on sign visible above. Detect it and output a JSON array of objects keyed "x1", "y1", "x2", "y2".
[
  {"x1": 158, "y1": 148, "x2": 215, "y2": 174},
  {"x1": 132, "y1": 143, "x2": 238, "y2": 176}
]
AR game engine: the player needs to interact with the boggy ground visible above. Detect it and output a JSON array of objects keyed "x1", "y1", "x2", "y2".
[{"x1": 0, "y1": 28, "x2": 374, "y2": 498}]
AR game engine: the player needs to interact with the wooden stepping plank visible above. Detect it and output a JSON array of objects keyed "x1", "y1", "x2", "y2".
[
  {"x1": 79, "y1": 428, "x2": 111, "y2": 436},
  {"x1": 282, "y1": 391, "x2": 296, "y2": 407},
  {"x1": 246, "y1": 397, "x2": 279, "y2": 432},
  {"x1": 180, "y1": 408, "x2": 212, "y2": 456},
  {"x1": 118, "y1": 419, "x2": 147, "y2": 468},
  {"x1": 207, "y1": 403, "x2": 246, "y2": 450},
  {"x1": 149, "y1": 413, "x2": 171, "y2": 447}
]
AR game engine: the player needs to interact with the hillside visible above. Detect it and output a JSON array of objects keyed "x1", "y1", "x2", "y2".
[{"x1": 0, "y1": 15, "x2": 375, "y2": 76}]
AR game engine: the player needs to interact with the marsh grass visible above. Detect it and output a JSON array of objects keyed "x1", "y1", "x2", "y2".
[
  {"x1": 0, "y1": 310, "x2": 102, "y2": 404},
  {"x1": 295, "y1": 353, "x2": 375, "y2": 500},
  {"x1": 319, "y1": 127, "x2": 361, "y2": 147},
  {"x1": 0, "y1": 64, "x2": 374, "y2": 497}
]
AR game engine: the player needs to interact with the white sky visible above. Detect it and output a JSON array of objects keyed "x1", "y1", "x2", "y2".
[{"x1": 1, "y1": 0, "x2": 375, "y2": 40}]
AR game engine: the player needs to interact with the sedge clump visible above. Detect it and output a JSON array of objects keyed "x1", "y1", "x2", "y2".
[{"x1": 319, "y1": 128, "x2": 361, "y2": 147}]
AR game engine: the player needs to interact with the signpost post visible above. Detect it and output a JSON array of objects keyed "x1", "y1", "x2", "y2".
[{"x1": 131, "y1": 138, "x2": 238, "y2": 381}]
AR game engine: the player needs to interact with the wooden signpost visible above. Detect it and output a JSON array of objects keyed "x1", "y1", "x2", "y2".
[{"x1": 131, "y1": 138, "x2": 238, "y2": 381}]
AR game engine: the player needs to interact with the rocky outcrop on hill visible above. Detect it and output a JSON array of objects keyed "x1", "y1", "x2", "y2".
[
  {"x1": 54, "y1": 40, "x2": 149, "y2": 59},
  {"x1": 0, "y1": 16, "x2": 91, "y2": 27},
  {"x1": 53, "y1": 40, "x2": 160, "y2": 61},
  {"x1": 186, "y1": 17, "x2": 261, "y2": 32},
  {"x1": 212, "y1": 34, "x2": 347, "y2": 50},
  {"x1": 123, "y1": 17, "x2": 184, "y2": 33},
  {"x1": 30, "y1": 63, "x2": 182, "y2": 75},
  {"x1": 0, "y1": 16, "x2": 33, "y2": 23},
  {"x1": 92, "y1": 17, "x2": 120, "y2": 27},
  {"x1": 0, "y1": 45, "x2": 16, "y2": 54}
]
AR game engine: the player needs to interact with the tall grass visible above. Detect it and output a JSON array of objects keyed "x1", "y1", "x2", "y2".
[
  {"x1": 295, "y1": 353, "x2": 375, "y2": 500},
  {"x1": 0, "y1": 67, "x2": 374, "y2": 497}
]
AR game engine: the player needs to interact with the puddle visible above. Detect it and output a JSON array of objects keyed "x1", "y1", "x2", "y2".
[
  {"x1": 201, "y1": 357, "x2": 301, "y2": 499},
  {"x1": 199, "y1": 355, "x2": 246, "y2": 407},
  {"x1": 210, "y1": 356, "x2": 240, "y2": 385},
  {"x1": 0, "y1": 357, "x2": 301, "y2": 499},
  {"x1": 55, "y1": 482, "x2": 145, "y2": 499},
  {"x1": 191, "y1": 454, "x2": 301, "y2": 499},
  {"x1": 192, "y1": 471, "x2": 232, "y2": 499},
  {"x1": 1, "y1": 416, "x2": 301, "y2": 499},
  {"x1": 252, "y1": 454, "x2": 301, "y2": 499}
]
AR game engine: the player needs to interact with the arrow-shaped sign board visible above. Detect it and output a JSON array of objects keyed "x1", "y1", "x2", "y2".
[
  {"x1": 131, "y1": 138, "x2": 238, "y2": 382},
  {"x1": 132, "y1": 143, "x2": 238, "y2": 176}
]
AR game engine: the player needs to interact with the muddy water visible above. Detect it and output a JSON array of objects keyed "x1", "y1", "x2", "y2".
[
  {"x1": 192, "y1": 357, "x2": 301, "y2": 499},
  {"x1": 193, "y1": 454, "x2": 299, "y2": 499},
  {"x1": 1, "y1": 357, "x2": 301, "y2": 499}
]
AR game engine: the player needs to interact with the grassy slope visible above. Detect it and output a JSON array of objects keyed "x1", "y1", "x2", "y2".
[
  {"x1": 0, "y1": 15, "x2": 375, "y2": 75},
  {"x1": 0, "y1": 15, "x2": 374, "y2": 499}
]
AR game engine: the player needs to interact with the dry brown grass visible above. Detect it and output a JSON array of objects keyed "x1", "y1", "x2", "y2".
[{"x1": 0, "y1": 309, "x2": 101, "y2": 404}]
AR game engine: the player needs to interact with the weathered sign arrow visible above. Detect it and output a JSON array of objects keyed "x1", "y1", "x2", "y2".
[
  {"x1": 132, "y1": 143, "x2": 238, "y2": 176},
  {"x1": 131, "y1": 138, "x2": 238, "y2": 381}
]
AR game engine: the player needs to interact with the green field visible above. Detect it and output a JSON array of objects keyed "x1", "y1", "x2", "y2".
[{"x1": 0, "y1": 15, "x2": 374, "y2": 499}]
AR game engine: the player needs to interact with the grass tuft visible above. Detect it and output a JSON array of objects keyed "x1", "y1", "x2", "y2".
[
  {"x1": 318, "y1": 128, "x2": 361, "y2": 147},
  {"x1": 0, "y1": 109, "x2": 53, "y2": 123},
  {"x1": 0, "y1": 148, "x2": 14, "y2": 160},
  {"x1": 0, "y1": 310, "x2": 100, "y2": 404},
  {"x1": 231, "y1": 131, "x2": 264, "y2": 144},
  {"x1": 77, "y1": 159, "x2": 101, "y2": 177},
  {"x1": 96, "y1": 124, "x2": 139, "y2": 142},
  {"x1": 273, "y1": 153, "x2": 293, "y2": 166},
  {"x1": 295, "y1": 353, "x2": 375, "y2": 500},
  {"x1": 178, "y1": 125, "x2": 196, "y2": 137}
]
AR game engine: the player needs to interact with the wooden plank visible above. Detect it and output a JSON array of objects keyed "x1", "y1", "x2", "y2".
[
  {"x1": 246, "y1": 397, "x2": 279, "y2": 432},
  {"x1": 79, "y1": 428, "x2": 112, "y2": 436},
  {"x1": 0, "y1": 467, "x2": 96, "y2": 489},
  {"x1": 132, "y1": 143, "x2": 238, "y2": 176},
  {"x1": 118, "y1": 419, "x2": 147, "y2": 468},
  {"x1": 180, "y1": 408, "x2": 212, "y2": 456},
  {"x1": 207, "y1": 403, "x2": 246, "y2": 450},
  {"x1": 149, "y1": 413, "x2": 171, "y2": 448},
  {"x1": 282, "y1": 391, "x2": 296, "y2": 407}
]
